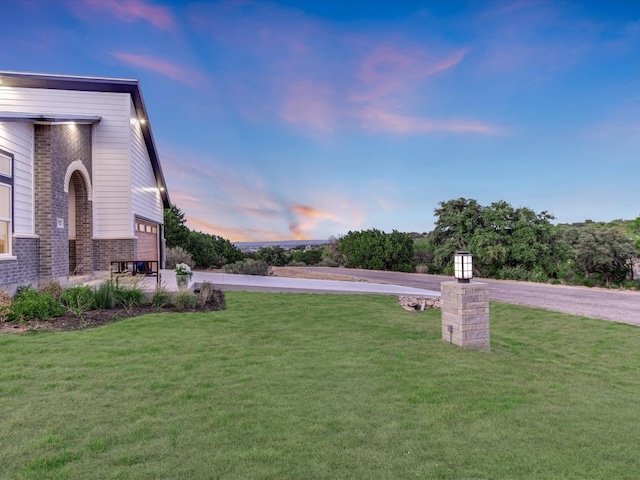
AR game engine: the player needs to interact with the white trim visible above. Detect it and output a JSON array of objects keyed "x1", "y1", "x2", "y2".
[
  {"x1": 92, "y1": 236, "x2": 137, "y2": 240},
  {"x1": 13, "y1": 233, "x2": 39, "y2": 238},
  {"x1": 0, "y1": 255, "x2": 17, "y2": 261},
  {"x1": 63, "y1": 160, "x2": 93, "y2": 201}
]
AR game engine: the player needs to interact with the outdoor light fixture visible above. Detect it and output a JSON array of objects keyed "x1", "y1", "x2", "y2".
[{"x1": 454, "y1": 251, "x2": 473, "y2": 283}]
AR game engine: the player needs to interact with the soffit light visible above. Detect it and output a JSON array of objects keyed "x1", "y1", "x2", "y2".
[{"x1": 454, "y1": 251, "x2": 473, "y2": 283}]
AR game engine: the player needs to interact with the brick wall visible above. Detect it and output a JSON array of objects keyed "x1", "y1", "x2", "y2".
[
  {"x1": 34, "y1": 125, "x2": 53, "y2": 280},
  {"x1": 0, "y1": 237, "x2": 39, "y2": 294},
  {"x1": 34, "y1": 124, "x2": 93, "y2": 282},
  {"x1": 70, "y1": 171, "x2": 92, "y2": 275},
  {"x1": 93, "y1": 238, "x2": 136, "y2": 271}
]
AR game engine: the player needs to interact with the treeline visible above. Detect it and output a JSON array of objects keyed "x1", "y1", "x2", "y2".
[
  {"x1": 164, "y1": 206, "x2": 244, "y2": 269},
  {"x1": 414, "y1": 198, "x2": 639, "y2": 287},
  {"x1": 164, "y1": 199, "x2": 640, "y2": 288},
  {"x1": 163, "y1": 206, "x2": 328, "y2": 272}
]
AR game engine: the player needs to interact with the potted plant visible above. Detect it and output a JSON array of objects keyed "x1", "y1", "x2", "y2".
[{"x1": 174, "y1": 263, "x2": 193, "y2": 291}]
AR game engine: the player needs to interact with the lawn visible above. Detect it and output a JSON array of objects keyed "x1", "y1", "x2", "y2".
[{"x1": 1, "y1": 292, "x2": 639, "y2": 479}]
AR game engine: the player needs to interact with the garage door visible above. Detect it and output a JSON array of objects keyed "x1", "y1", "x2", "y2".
[{"x1": 136, "y1": 218, "x2": 159, "y2": 261}]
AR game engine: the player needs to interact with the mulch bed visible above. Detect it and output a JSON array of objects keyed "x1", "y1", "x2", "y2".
[{"x1": 0, "y1": 304, "x2": 222, "y2": 334}]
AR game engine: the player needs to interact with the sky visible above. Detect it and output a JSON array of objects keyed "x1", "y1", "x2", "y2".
[{"x1": 1, "y1": 0, "x2": 639, "y2": 241}]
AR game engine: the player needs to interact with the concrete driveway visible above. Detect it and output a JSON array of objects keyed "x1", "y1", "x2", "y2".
[{"x1": 159, "y1": 270, "x2": 439, "y2": 297}]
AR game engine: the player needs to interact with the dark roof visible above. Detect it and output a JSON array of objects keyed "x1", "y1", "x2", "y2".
[{"x1": 0, "y1": 71, "x2": 170, "y2": 208}]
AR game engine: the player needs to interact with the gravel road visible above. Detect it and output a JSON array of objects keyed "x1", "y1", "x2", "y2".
[{"x1": 300, "y1": 267, "x2": 640, "y2": 326}]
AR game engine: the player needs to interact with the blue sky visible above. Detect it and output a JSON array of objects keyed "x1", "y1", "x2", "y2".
[{"x1": 2, "y1": 0, "x2": 639, "y2": 241}]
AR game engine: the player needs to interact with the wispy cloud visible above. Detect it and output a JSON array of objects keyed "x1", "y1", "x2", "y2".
[
  {"x1": 161, "y1": 146, "x2": 358, "y2": 241},
  {"x1": 350, "y1": 46, "x2": 467, "y2": 104},
  {"x1": 185, "y1": 216, "x2": 289, "y2": 242},
  {"x1": 359, "y1": 108, "x2": 502, "y2": 135},
  {"x1": 110, "y1": 52, "x2": 207, "y2": 88},
  {"x1": 279, "y1": 81, "x2": 336, "y2": 133},
  {"x1": 187, "y1": 1, "x2": 497, "y2": 137},
  {"x1": 83, "y1": 0, "x2": 175, "y2": 30}
]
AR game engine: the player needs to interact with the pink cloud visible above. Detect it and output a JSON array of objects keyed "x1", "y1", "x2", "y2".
[
  {"x1": 162, "y1": 148, "x2": 356, "y2": 241},
  {"x1": 83, "y1": 0, "x2": 175, "y2": 30},
  {"x1": 186, "y1": 216, "x2": 289, "y2": 242},
  {"x1": 279, "y1": 81, "x2": 336, "y2": 132},
  {"x1": 359, "y1": 108, "x2": 502, "y2": 135},
  {"x1": 111, "y1": 52, "x2": 207, "y2": 88},
  {"x1": 351, "y1": 47, "x2": 467, "y2": 104}
]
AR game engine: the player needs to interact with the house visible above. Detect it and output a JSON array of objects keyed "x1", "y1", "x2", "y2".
[{"x1": 0, "y1": 71, "x2": 170, "y2": 293}]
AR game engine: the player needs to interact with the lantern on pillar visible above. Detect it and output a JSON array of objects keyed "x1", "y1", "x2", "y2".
[{"x1": 454, "y1": 251, "x2": 473, "y2": 283}]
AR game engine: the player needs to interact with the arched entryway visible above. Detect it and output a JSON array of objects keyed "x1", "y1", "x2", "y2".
[{"x1": 67, "y1": 170, "x2": 92, "y2": 275}]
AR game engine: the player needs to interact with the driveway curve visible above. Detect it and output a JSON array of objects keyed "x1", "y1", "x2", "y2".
[{"x1": 299, "y1": 267, "x2": 640, "y2": 326}]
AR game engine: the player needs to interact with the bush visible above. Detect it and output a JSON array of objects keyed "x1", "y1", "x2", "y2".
[
  {"x1": 39, "y1": 281, "x2": 63, "y2": 302},
  {"x1": 195, "y1": 281, "x2": 226, "y2": 310},
  {"x1": 93, "y1": 281, "x2": 117, "y2": 310},
  {"x1": 290, "y1": 249, "x2": 323, "y2": 265},
  {"x1": 223, "y1": 259, "x2": 272, "y2": 276},
  {"x1": 415, "y1": 264, "x2": 430, "y2": 274},
  {"x1": 5, "y1": 285, "x2": 64, "y2": 322},
  {"x1": 165, "y1": 246, "x2": 193, "y2": 270},
  {"x1": 61, "y1": 285, "x2": 95, "y2": 316},
  {"x1": 0, "y1": 289, "x2": 12, "y2": 321},
  {"x1": 187, "y1": 230, "x2": 244, "y2": 269},
  {"x1": 115, "y1": 285, "x2": 147, "y2": 311},
  {"x1": 321, "y1": 236, "x2": 345, "y2": 267},
  {"x1": 173, "y1": 291, "x2": 198, "y2": 310},
  {"x1": 338, "y1": 229, "x2": 414, "y2": 272},
  {"x1": 256, "y1": 246, "x2": 288, "y2": 266},
  {"x1": 152, "y1": 284, "x2": 172, "y2": 309},
  {"x1": 496, "y1": 266, "x2": 548, "y2": 283}
]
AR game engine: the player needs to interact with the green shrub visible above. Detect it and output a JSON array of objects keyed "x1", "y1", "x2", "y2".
[
  {"x1": 195, "y1": 281, "x2": 226, "y2": 310},
  {"x1": 165, "y1": 246, "x2": 193, "y2": 270},
  {"x1": 115, "y1": 285, "x2": 147, "y2": 311},
  {"x1": 338, "y1": 229, "x2": 414, "y2": 272},
  {"x1": 173, "y1": 291, "x2": 198, "y2": 310},
  {"x1": 5, "y1": 285, "x2": 64, "y2": 322},
  {"x1": 93, "y1": 281, "x2": 117, "y2": 310},
  {"x1": 290, "y1": 249, "x2": 323, "y2": 265},
  {"x1": 39, "y1": 281, "x2": 63, "y2": 302},
  {"x1": 61, "y1": 285, "x2": 95, "y2": 316},
  {"x1": 255, "y1": 246, "x2": 288, "y2": 266},
  {"x1": 152, "y1": 284, "x2": 172, "y2": 309},
  {"x1": 223, "y1": 259, "x2": 272, "y2": 276}
]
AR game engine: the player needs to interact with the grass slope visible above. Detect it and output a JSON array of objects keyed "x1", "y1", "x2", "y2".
[{"x1": 1, "y1": 293, "x2": 639, "y2": 479}]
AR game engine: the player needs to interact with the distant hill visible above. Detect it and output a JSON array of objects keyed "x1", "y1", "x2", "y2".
[{"x1": 233, "y1": 239, "x2": 328, "y2": 252}]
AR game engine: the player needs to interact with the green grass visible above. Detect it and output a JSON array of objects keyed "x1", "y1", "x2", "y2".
[{"x1": 1, "y1": 293, "x2": 640, "y2": 479}]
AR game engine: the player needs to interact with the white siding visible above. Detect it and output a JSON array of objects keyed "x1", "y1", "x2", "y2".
[
  {"x1": 130, "y1": 100, "x2": 163, "y2": 224},
  {"x1": 0, "y1": 86, "x2": 132, "y2": 237},
  {"x1": 0, "y1": 122, "x2": 34, "y2": 234}
]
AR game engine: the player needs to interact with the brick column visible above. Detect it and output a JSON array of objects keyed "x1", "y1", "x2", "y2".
[{"x1": 441, "y1": 281, "x2": 490, "y2": 351}]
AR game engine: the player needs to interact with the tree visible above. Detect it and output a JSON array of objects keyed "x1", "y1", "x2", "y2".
[
  {"x1": 427, "y1": 198, "x2": 566, "y2": 279},
  {"x1": 338, "y1": 229, "x2": 414, "y2": 272},
  {"x1": 561, "y1": 226, "x2": 637, "y2": 285},
  {"x1": 429, "y1": 198, "x2": 483, "y2": 271},
  {"x1": 186, "y1": 231, "x2": 244, "y2": 269},
  {"x1": 164, "y1": 205, "x2": 190, "y2": 249},
  {"x1": 256, "y1": 246, "x2": 288, "y2": 266}
]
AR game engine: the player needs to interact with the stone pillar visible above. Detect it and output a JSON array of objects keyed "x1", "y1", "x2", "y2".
[{"x1": 441, "y1": 281, "x2": 490, "y2": 351}]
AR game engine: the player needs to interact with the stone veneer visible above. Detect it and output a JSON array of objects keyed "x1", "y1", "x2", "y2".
[{"x1": 441, "y1": 281, "x2": 490, "y2": 351}]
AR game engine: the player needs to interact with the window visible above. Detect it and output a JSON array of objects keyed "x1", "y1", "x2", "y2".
[{"x1": 0, "y1": 150, "x2": 13, "y2": 255}]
